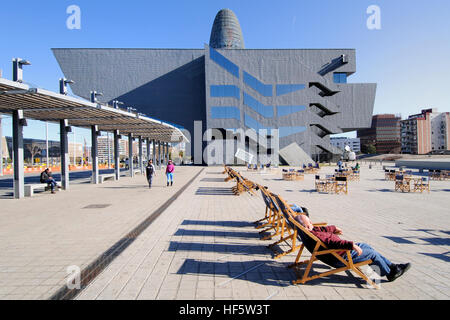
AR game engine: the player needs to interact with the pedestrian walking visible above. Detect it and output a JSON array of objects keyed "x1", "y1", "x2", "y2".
[
  {"x1": 166, "y1": 160, "x2": 175, "y2": 187},
  {"x1": 146, "y1": 160, "x2": 156, "y2": 188}
]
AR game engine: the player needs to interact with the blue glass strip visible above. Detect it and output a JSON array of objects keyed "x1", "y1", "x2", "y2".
[
  {"x1": 244, "y1": 113, "x2": 272, "y2": 133},
  {"x1": 277, "y1": 105, "x2": 306, "y2": 117},
  {"x1": 279, "y1": 126, "x2": 307, "y2": 138},
  {"x1": 243, "y1": 92, "x2": 274, "y2": 118},
  {"x1": 333, "y1": 73, "x2": 347, "y2": 84},
  {"x1": 210, "y1": 85, "x2": 240, "y2": 99},
  {"x1": 210, "y1": 47, "x2": 239, "y2": 78},
  {"x1": 243, "y1": 71, "x2": 272, "y2": 97},
  {"x1": 210, "y1": 107, "x2": 241, "y2": 120},
  {"x1": 276, "y1": 84, "x2": 306, "y2": 96}
]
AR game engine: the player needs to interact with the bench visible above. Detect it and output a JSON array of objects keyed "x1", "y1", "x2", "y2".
[
  {"x1": 99, "y1": 174, "x2": 116, "y2": 184},
  {"x1": 24, "y1": 182, "x2": 61, "y2": 197}
]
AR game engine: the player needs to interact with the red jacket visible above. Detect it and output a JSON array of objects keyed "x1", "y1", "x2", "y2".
[
  {"x1": 311, "y1": 225, "x2": 354, "y2": 255},
  {"x1": 166, "y1": 164, "x2": 175, "y2": 173}
]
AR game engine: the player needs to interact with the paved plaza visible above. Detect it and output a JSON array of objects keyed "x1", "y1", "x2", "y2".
[{"x1": 0, "y1": 164, "x2": 449, "y2": 300}]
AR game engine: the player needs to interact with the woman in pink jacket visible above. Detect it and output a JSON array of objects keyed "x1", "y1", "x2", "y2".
[{"x1": 166, "y1": 160, "x2": 175, "y2": 187}]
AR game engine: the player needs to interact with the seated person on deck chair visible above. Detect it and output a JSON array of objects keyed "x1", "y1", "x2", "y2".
[{"x1": 295, "y1": 214, "x2": 411, "y2": 282}]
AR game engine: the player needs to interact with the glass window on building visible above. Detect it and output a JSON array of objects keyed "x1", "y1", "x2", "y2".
[
  {"x1": 210, "y1": 107, "x2": 241, "y2": 120},
  {"x1": 243, "y1": 92, "x2": 274, "y2": 118},
  {"x1": 276, "y1": 84, "x2": 306, "y2": 96},
  {"x1": 333, "y1": 73, "x2": 347, "y2": 84},
  {"x1": 210, "y1": 47, "x2": 240, "y2": 78},
  {"x1": 277, "y1": 105, "x2": 306, "y2": 117},
  {"x1": 279, "y1": 126, "x2": 306, "y2": 138},
  {"x1": 244, "y1": 113, "x2": 272, "y2": 133},
  {"x1": 243, "y1": 71, "x2": 272, "y2": 97},
  {"x1": 210, "y1": 85, "x2": 240, "y2": 99}
]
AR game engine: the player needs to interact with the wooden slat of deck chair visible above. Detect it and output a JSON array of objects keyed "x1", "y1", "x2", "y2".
[{"x1": 287, "y1": 217, "x2": 379, "y2": 289}]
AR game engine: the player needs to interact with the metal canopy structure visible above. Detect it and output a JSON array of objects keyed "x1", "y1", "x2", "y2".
[
  {"x1": 0, "y1": 77, "x2": 188, "y2": 199},
  {"x1": 0, "y1": 78, "x2": 188, "y2": 143}
]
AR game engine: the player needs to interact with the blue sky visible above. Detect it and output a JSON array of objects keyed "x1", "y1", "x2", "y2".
[{"x1": 1, "y1": 0, "x2": 449, "y2": 142}]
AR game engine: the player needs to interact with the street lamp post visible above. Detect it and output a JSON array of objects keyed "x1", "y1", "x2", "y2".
[{"x1": 46, "y1": 122, "x2": 49, "y2": 167}]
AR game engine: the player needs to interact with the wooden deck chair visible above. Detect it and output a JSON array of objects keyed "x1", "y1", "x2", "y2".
[
  {"x1": 254, "y1": 185, "x2": 279, "y2": 231},
  {"x1": 232, "y1": 173, "x2": 258, "y2": 196},
  {"x1": 335, "y1": 177, "x2": 348, "y2": 194},
  {"x1": 268, "y1": 194, "x2": 327, "y2": 259},
  {"x1": 287, "y1": 217, "x2": 379, "y2": 289},
  {"x1": 413, "y1": 177, "x2": 430, "y2": 193},
  {"x1": 224, "y1": 167, "x2": 237, "y2": 182},
  {"x1": 257, "y1": 189, "x2": 284, "y2": 241}
]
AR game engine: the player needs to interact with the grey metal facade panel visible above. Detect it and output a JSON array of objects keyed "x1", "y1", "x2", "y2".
[{"x1": 52, "y1": 48, "x2": 205, "y2": 103}]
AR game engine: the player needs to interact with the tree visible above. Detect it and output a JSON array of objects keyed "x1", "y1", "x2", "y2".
[
  {"x1": 26, "y1": 143, "x2": 41, "y2": 165},
  {"x1": 361, "y1": 144, "x2": 377, "y2": 155}
]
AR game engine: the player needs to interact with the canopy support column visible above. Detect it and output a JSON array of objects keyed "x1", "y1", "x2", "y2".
[
  {"x1": 114, "y1": 130, "x2": 120, "y2": 181},
  {"x1": 152, "y1": 139, "x2": 156, "y2": 167},
  {"x1": 91, "y1": 126, "x2": 99, "y2": 184},
  {"x1": 158, "y1": 141, "x2": 162, "y2": 170},
  {"x1": 59, "y1": 119, "x2": 70, "y2": 190},
  {"x1": 138, "y1": 136, "x2": 143, "y2": 175},
  {"x1": 146, "y1": 138, "x2": 151, "y2": 163},
  {"x1": 12, "y1": 110, "x2": 25, "y2": 199},
  {"x1": 128, "y1": 133, "x2": 134, "y2": 177}
]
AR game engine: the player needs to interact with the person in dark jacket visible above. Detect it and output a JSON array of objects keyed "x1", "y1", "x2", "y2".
[
  {"x1": 295, "y1": 214, "x2": 411, "y2": 282},
  {"x1": 40, "y1": 168, "x2": 57, "y2": 194},
  {"x1": 145, "y1": 160, "x2": 156, "y2": 189}
]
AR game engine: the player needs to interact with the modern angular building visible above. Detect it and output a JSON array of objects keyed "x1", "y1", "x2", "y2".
[{"x1": 53, "y1": 9, "x2": 376, "y2": 165}]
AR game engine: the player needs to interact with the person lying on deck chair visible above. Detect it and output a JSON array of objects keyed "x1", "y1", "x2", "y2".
[{"x1": 295, "y1": 215, "x2": 411, "y2": 282}]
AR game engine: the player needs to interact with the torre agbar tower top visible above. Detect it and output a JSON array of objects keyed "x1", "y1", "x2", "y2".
[
  {"x1": 53, "y1": 9, "x2": 376, "y2": 165},
  {"x1": 209, "y1": 9, "x2": 245, "y2": 49}
]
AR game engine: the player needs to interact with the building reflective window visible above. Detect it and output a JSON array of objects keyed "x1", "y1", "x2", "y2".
[
  {"x1": 277, "y1": 105, "x2": 306, "y2": 117},
  {"x1": 210, "y1": 106, "x2": 241, "y2": 120},
  {"x1": 243, "y1": 92, "x2": 274, "y2": 118},
  {"x1": 210, "y1": 85, "x2": 240, "y2": 99},
  {"x1": 243, "y1": 71, "x2": 272, "y2": 97},
  {"x1": 244, "y1": 113, "x2": 272, "y2": 133},
  {"x1": 333, "y1": 73, "x2": 347, "y2": 84},
  {"x1": 210, "y1": 47, "x2": 239, "y2": 78},
  {"x1": 276, "y1": 84, "x2": 306, "y2": 96},
  {"x1": 279, "y1": 126, "x2": 307, "y2": 138}
]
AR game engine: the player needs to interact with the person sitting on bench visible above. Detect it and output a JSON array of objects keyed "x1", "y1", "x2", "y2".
[
  {"x1": 40, "y1": 168, "x2": 57, "y2": 194},
  {"x1": 295, "y1": 214, "x2": 411, "y2": 282}
]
